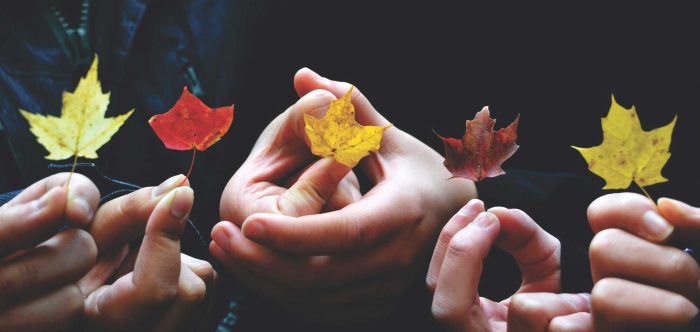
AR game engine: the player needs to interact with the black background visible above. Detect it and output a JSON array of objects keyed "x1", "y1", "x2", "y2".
[{"x1": 234, "y1": 2, "x2": 700, "y2": 205}]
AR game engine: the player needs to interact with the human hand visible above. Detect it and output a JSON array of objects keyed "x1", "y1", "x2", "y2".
[
  {"x1": 587, "y1": 193, "x2": 700, "y2": 331},
  {"x1": 0, "y1": 173, "x2": 99, "y2": 331},
  {"x1": 79, "y1": 175, "x2": 220, "y2": 332},
  {"x1": 212, "y1": 68, "x2": 477, "y2": 323},
  {"x1": 427, "y1": 199, "x2": 591, "y2": 332}
]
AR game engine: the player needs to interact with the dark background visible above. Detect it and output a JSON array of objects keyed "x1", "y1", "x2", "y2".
[{"x1": 233, "y1": 2, "x2": 700, "y2": 205}]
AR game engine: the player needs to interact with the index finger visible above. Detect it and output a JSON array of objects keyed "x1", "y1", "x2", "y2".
[
  {"x1": 241, "y1": 185, "x2": 414, "y2": 255},
  {"x1": 4, "y1": 172, "x2": 99, "y2": 226},
  {"x1": 89, "y1": 174, "x2": 186, "y2": 253},
  {"x1": 588, "y1": 193, "x2": 674, "y2": 243},
  {"x1": 489, "y1": 207, "x2": 561, "y2": 292}
]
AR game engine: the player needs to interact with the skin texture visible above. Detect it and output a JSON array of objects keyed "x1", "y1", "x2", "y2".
[
  {"x1": 427, "y1": 199, "x2": 592, "y2": 332},
  {"x1": 212, "y1": 68, "x2": 476, "y2": 324},
  {"x1": 81, "y1": 175, "x2": 221, "y2": 332},
  {"x1": 0, "y1": 173, "x2": 99, "y2": 331},
  {"x1": 586, "y1": 193, "x2": 700, "y2": 331},
  {"x1": 0, "y1": 173, "x2": 219, "y2": 331}
]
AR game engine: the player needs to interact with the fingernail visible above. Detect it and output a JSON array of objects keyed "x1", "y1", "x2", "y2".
[
  {"x1": 169, "y1": 187, "x2": 194, "y2": 221},
  {"x1": 659, "y1": 197, "x2": 700, "y2": 217},
  {"x1": 68, "y1": 192, "x2": 93, "y2": 220},
  {"x1": 242, "y1": 216, "x2": 266, "y2": 240},
  {"x1": 471, "y1": 212, "x2": 497, "y2": 228},
  {"x1": 642, "y1": 210, "x2": 674, "y2": 241},
  {"x1": 458, "y1": 199, "x2": 483, "y2": 216},
  {"x1": 153, "y1": 175, "x2": 184, "y2": 197}
]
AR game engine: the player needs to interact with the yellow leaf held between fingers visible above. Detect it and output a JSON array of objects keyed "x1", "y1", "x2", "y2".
[
  {"x1": 304, "y1": 87, "x2": 390, "y2": 167},
  {"x1": 20, "y1": 55, "x2": 133, "y2": 160},
  {"x1": 572, "y1": 95, "x2": 676, "y2": 190}
]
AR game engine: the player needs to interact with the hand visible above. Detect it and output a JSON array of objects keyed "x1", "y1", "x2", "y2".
[
  {"x1": 0, "y1": 173, "x2": 99, "y2": 331},
  {"x1": 587, "y1": 193, "x2": 700, "y2": 331},
  {"x1": 79, "y1": 175, "x2": 220, "y2": 332},
  {"x1": 427, "y1": 199, "x2": 592, "y2": 332},
  {"x1": 212, "y1": 68, "x2": 476, "y2": 323}
]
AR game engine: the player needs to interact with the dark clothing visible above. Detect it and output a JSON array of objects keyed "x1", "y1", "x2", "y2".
[{"x1": 1, "y1": 1, "x2": 601, "y2": 331}]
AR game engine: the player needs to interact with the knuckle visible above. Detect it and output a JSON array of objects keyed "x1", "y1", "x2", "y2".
[
  {"x1": 431, "y1": 298, "x2": 458, "y2": 324},
  {"x1": 589, "y1": 229, "x2": 622, "y2": 263},
  {"x1": 148, "y1": 284, "x2": 179, "y2": 303},
  {"x1": 67, "y1": 229, "x2": 98, "y2": 264},
  {"x1": 509, "y1": 294, "x2": 546, "y2": 318},
  {"x1": 179, "y1": 278, "x2": 207, "y2": 304},
  {"x1": 591, "y1": 278, "x2": 621, "y2": 311},
  {"x1": 666, "y1": 250, "x2": 696, "y2": 278}
]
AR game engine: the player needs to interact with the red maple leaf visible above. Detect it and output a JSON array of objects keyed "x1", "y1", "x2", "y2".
[
  {"x1": 437, "y1": 107, "x2": 519, "y2": 181},
  {"x1": 149, "y1": 87, "x2": 234, "y2": 180}
]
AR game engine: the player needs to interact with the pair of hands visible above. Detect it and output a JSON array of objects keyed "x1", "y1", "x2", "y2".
[
  {"x1": 429, "y1": 193, "x2": 700, "y2": 332},
  {"x1": 211, "y1": 68, "x2": 476, "y2": 323},
  {"x1": 0, "y1": 172, "x2": 218, "y2": 331},
  {"x1": 427, "y1": 199, "x2": 591, "y2": 332}
]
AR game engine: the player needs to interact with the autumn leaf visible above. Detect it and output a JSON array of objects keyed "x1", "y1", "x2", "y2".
[
  {"x1": 573, "y1": 95, "x2": 676, "y2": 194},
  {"x1": 20, "y1": 55, "x2": 134, "y2": 161},
  {"x1": 304, "y1": 87, "x2": 390, "y2": 167},
  {"x1": 437, "y1": 107, "x2": 519, "y2": 181},
  {"x1": 149, "y1": 86, "x2": 234, "y2": 179}
]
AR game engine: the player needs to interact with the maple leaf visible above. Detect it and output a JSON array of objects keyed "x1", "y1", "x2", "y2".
[
  {"x1": 20, "y1": 55, "x2": 134, "y2": 161},
  {"x1": 149, "y1": 87, "x2": 234, "y2": 179},
  {"x1": 573, "y1": 95, "x2": 676, "y2": 193},
  {"x1": 437, "y1": 107, "x2": 519, "y2": 181},
  {"x1": 304, "y1": 87, "x2": 390, "y2": 167}
]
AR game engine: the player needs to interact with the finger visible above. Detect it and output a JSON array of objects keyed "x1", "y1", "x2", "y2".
[
  {"x1": 431, "y1": 212, "x2": 500, "y2": 329},
  {"x1": 427, "y1": 199, "x2": 485, "y2": 292},
  {"x1": 210, "y1": 241, "x2": 407, "y2": 323},
  {"x1": 0, "y1": 229, "x2": 96, "y2": 304},
  {"x1": 180, "y1": 254, "x2": 214, "y2": 284},
  {"x1": 0, "y1": 283, "x2": 84, "y2": 332},
  {"x1": 0, "y1": 187, "x2": 66, "y2": 257},
  {"x1": 277, "y1": 157, "x2": 351, "y2": 217},
  {"x1": 658, "y1": 197, "x2": 700, "y2": 240},
  {"x1": 507, "y1": 293, "x2": 591, "y2": 332},
  {"x1": 588, "y1": 192, "x2": 673, "y2": 243},
  {"x1": 548, "y1": 312, "x2": 593, "y2": 332},
  {"x1": 4, "y1": 172, "x2": 99, "y2": 226},
  {"x1": 591, "y1": 278, "x2": 698, "y2": 331},
  {"x1": 322, "y1": 171, "x2": 362, "y2": 212},
  {"x1": 241, "y1": 185, "x2": 416, "y2": 255},
  {"x1": 77, "y1": 244, "x2": 129, "y2": 296},
  {"x1": 151, "y1": 265, "x2": 207, "y2": 332},
  {"x1": 589, "y1": 228, "x2": 700, "y2": 302},
  {"x1": 214, "y1": 221, "x2": 422, "y2": 290},
  {"x1": 489, "y1": 207, "x2": 561, "y2": 292},
  {"x1": 133, "y1": 186, "x2": 193, "y2": 297},
  {"x1": 89, "y1": 174, "x2": 187, "y2": 253}
]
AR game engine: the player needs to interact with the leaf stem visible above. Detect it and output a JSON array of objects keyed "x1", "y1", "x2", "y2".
[
  {"x1": 634, "y1": 180, "x2": 654, "y2": 202},
  {"x1": 65, "y1": 152, "x2": 79, "y2": 193},
  {"x1": 181, "y1": 149, "x2": 197, "y2": 186}
]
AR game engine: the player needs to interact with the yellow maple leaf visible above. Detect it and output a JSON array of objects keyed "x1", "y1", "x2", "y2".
[
  {"x1": 20, "y1": 55, "x2": 133, "y2": 160},
  {"x1": 304, "y1": 87, "x2": 390, "y2": 167},
  {"x1": 573, "y1": 95, "x2": 676, "y2": 191}
]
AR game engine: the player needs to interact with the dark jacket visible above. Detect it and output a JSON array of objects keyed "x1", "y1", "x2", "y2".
[{"x1": 1, "y1": 1, "x2": 600, "y2": 331}]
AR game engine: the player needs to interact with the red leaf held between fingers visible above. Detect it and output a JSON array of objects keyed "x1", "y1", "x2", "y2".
[
  {"x1": 149, "y1": 87, "x2": 234, "y2": 182},
  {"x1": 149, "y1": 87, "x2": 234, "y2": 151},
  {"x1": 437, "y1": 107, "x2": 519, "y2": 181}
]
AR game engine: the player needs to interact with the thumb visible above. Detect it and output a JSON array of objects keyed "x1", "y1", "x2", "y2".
[
  {"x1": 293, "y1": 67, "x2": 391, "y2": 129},
  {"x1": 277, "y1": 157, "x2": 351, "y2": 217}
]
